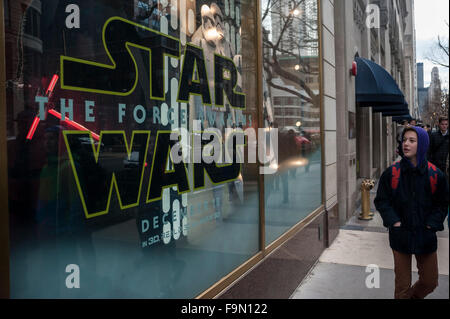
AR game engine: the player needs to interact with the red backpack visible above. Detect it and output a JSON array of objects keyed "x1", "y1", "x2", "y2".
[{"x1": 391, "y1": 161, "x2": 438, "y2": 195}]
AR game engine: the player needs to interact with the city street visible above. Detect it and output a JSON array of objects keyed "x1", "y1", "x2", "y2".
[{"x1": 292, "y1": 182, "x2": 449, "y2": 299}]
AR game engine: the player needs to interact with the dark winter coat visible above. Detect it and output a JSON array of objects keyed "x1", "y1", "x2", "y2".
[
  {"x1": 428, "y1": 130, "x2": 449, "y2": 176},
  {"x1": 374, "y1": 126, "x2": 449, "y2": 255}
]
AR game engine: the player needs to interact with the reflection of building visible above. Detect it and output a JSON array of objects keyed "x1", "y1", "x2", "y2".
[
  {"x1": 299, "y1": 0, "x2": 319, "y2": 57},
  {"x1": 269, "y1": 54, "x2": 320, "y2": 131},
  {"x1": 4, "y1": 0, "x2": 43, "y2": 137},
  {"x1": 264, "y1": 0, "x2": 320, "y2": 132},
  {"x1": 333, "y1": 0, "x2": 417, "y2": 224},
  {"x1": 271, "y1": 78, "x2": 320, "y2": 130},
  {"x1": 270, "y1": 0, "x2": 318, "y2": 57}
]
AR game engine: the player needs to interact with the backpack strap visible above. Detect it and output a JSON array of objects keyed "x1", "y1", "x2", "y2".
[
  {"x1": 391, "y1": 161, "x2": 401, "y2": 192},
  {"x1": 390, "y1": 161, "x2": 438, "y2": 196},
  {"x1": 427, "y1": 161, "x2": 438, "y2": 195}
]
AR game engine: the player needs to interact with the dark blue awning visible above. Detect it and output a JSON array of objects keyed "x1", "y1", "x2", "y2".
[
  {"x1": 392, "y1": 115, "x2": 413, "y2": 122},
  {"x1": 372, "y1": 102, "x2": 409, "y2": 114},
  {"x1": 381, "y1": 109, "x2": 410, "y2": 117},
  {"x1": 356, "y1": 57, "x2": 406, "y2": 106}
]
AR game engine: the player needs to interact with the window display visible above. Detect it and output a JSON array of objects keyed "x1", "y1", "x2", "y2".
[
  {"x1": 3, "y1": 0, "x2": 322, "y2": 298},
  {"x1": 261, "y1": 0, "x2": 322, "y2": 245},
  {"x1": 5, "y1": 0, "x2": 259, "y2": 298}
]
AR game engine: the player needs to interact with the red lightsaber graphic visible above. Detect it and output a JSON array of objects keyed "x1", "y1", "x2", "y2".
[
  {"x1": 48, "y1": 109, "x2": 100, "y2": 141},
  {"x1": 26, "y1": 116, "x2": 41, "y2": 140},
  {"x1": 26, "y1": 74, "x2": 59, "y2": 140},
  {"x1": 46, "y1": 73, "x2": 59, "y2": 96},
  {"x1": 26, "y1": 73, "x2": 100, "y2": 141}
]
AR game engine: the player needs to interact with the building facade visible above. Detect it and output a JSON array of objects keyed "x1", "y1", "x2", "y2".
[
  {"x1": 428, "y1": 67, "x2": 442, "y2": 117},
  {"x1": 0, "y1": 0, "x2": 416, "y2": 298},
  {"x1": 334, "y1": 0, "x2": 416, "y2": 224},
  {"x1": 417, "y1": 62, "x2": 429, "y2": 116},
  {"x1": 420, "y1": 66, "x2": 443, "y2": 127}
]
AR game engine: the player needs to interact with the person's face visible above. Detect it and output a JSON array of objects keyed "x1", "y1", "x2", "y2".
[
  {"x1": 402, "y1": 130, "x2": 418, "y2": 160},
  {"x1": 439, "y1": 120, "x2": 448, "y2": 133},
  {"x1": 410, "y1": 120, "x2": 416, "y2": 126}
]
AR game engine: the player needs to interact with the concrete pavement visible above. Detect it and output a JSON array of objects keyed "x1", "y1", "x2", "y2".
[{"x1": 291, "y1": 181, "x2": 449, "y2": 299}]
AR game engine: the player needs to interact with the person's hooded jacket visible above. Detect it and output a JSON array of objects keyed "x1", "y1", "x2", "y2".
[{"x1": 374, "y1": 126, "x2": 449, "y2": 255}]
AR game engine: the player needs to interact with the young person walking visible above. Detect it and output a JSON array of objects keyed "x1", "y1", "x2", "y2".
[
  {"x1": 374, "y1": 126, "x2": 449, "y2": 299},
  {"x1": 428, "y1": 117, "x2": 449, "y2": 181}
]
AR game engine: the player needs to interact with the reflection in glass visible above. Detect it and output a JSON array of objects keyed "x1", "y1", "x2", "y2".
[
  {"x1": 261, "y1": 0, "x2": 322, "y2": 245},
  {"x1": 6, "y1": 0, "x2": 259, "y2": 298}
]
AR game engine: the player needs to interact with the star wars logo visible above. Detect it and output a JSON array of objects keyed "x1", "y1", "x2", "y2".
[{"x1": 60, "y1": 16, "x2": 245, "y2": 109}]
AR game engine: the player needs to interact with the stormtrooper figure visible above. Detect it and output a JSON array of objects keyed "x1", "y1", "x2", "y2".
[
  {"x1": 189, "y1": 4, "x2": 246, "y2": 218},
  {"x1": 210, "y1": 3, "x2": 234, "y2": 58},
  {"x1": 208, "y1": 3, "x2": 237, "y2": 124},
  {"x1": 190, "y1": 4, "x2": 218, "y2": 129},
  {"x1": 190, "y1": 3, "x2": 244, "y2": 127}
]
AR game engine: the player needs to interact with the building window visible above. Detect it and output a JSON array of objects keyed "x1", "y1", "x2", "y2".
[
  {"x1": 24, "y1": 7, "x2": 40, "y2": 38},
  {"x1": 3, "y1": 0, "x2": 323, "y2": 298},
  {"x1": 262, "y1": 0, "x2": 321, "y2": 246},
  {"x1": 5, "y1": 0, "x2": 260, "y2": 298}
]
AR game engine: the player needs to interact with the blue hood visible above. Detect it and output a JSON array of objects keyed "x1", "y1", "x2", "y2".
[{"x1": 401, "y1": 126, "x2": 429, "y2": 167}]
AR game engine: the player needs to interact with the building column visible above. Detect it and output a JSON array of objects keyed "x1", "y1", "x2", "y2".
[
  {"x1": 381, "y1": 117, "x2": 387, "y2": 171},
  {"x1": 357, "y1": 107, "x2": 373, "y2": 179},
  {"x1": 334, "y1": 0, "x2": 346, "y2": 225},
  {"x1": 322, "y1": 0, "x2": 339, "y2": 244},
  {"x1": 372, "y1": 112, "x2": 382, "y2": 177}
]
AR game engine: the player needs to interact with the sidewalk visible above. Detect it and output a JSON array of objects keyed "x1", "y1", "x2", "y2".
[{"x1": 290, "y1": 180, "x2": 449, "y2": 299}]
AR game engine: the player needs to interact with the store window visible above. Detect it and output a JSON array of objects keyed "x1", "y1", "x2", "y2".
[
  {"x1": 261, "y1": 0, "x2": 322, "y2": 245},
  {"x1": 5, "y1": 0, "x2": 259, "y2": 298}
]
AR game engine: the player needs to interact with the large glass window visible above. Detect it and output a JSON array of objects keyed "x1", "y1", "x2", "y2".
[
  {"x1": 261, "y1": 0, "x2": 322, "y2": 245},
  {"x1": 6, "y1": 0, "x2": 259, "y2": 298}
]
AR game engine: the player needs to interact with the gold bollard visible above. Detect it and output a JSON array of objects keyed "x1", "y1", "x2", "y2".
[{"x1": 359, "y1": 179, "x2": 375, "y2": 220}]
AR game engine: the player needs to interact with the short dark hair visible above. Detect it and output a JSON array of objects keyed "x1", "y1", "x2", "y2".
[
  {"x1": 409, "y1": 119, "x2": 416, "y2": 123},
  {"x1": 438, "y1": 117, "x2": 448, "y2": 123}
]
